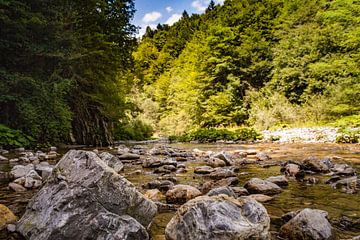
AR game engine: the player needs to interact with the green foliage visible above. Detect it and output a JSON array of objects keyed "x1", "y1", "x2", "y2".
[
  {"x1": 0, "y1": 124, "x2": 34, "y2": 149},
  {"x1": 336, "y1": 128, "x2": 360, "y2": 144},
  {"x1": 134, "y1": 0, "x2": 360, "y2": 135},
  {"x1": 171, "y1": 127, "x2": 261, "y2": 143},
  {"x1": 114, "y1": 119, "x2": 154, "y2": 141},
  {"x1": 0, "y1": 0, "x2": 137, "y2": 146}
]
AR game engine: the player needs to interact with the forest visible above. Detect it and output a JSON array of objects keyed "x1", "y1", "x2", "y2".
[{"x1": 1, "y1": 0, "x2": 359, "y2": 147}]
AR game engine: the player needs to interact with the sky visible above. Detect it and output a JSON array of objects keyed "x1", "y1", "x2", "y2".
[{"x1": 133, "y1": 0, "x2": 225, "y2": 37}]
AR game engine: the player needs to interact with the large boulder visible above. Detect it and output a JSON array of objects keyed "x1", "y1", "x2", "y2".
[
  {"x1": 244, "y1": 178, "x2": 282, "y2": 195},
  {"x1": 280, "y1": 208, "x2": 336, "y2": 240},
  {"x1": 303, "y1": 157, "x2": 330, "y2": 173},
  {"x1": 17, "y1": 150, "x2": 157, "y2": 240},
  {"x1": 165, "y1": 195, "x2": 270, "y2": 240},
  {"x1": 99, "y1": 152, "x2": 124, "y2": 173}
]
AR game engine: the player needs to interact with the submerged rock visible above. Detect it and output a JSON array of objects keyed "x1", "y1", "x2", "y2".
[
  {"x1": 280, "y1": 208, "x2": 336, "y2": 240},
  {"x1": 265, "y1": 175, "x2": 288, "y2": 187},
  {"x1": 165, "y1": 195, "x2": 270, "y2": 240},
  {"x1": 17, "y1": 150, "x2": 157, "y2": 240}
]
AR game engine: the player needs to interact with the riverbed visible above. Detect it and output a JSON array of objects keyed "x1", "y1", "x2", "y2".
[{"x1": 1, "y1": 142, "x2": 359, "y2": 239}]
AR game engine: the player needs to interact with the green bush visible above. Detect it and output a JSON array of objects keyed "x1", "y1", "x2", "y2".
[
  {"x1": 0, "y1": 124, "x2": 34, "y2": 149},
  {"x1": 336, "y1": 128, "x2": 360, "y2": 144},
  {"x1": 115, "y1": 119, "x2": 154, "y2": 141},
  {"x1": 171, "y1": 127, "x2": 261, "y2": 143}
]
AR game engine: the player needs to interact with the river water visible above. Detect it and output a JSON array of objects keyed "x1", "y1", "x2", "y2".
[{"x1": 1, "y1": 142, "x2": 359, "y2": 239}]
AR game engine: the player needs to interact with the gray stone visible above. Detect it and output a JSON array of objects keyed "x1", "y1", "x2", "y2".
[
  {"x1": 244, "y1": 178, "x2": 282, "y2": 195},
  {"x1": 10, "y1": 164, "x2": 34, "y2": 179},
  {"x1": 0, "y1": 155, "x2": 7, "y2": 161},
  {"x1": 207, "y1": 158, "x2": 226, "y2": 168},
  {"x1": 118, "y1": 153, "x2": 141, "y2": 160},
  {"x1": 7, "y1": 223, "x2": 16, "y2": 232},
  {"x1": 208, "y1": 168, "x2": 236, "y2": 180},
  {"x1": 166, "y1": 184, "x2": 202, "y2": 204},
  {"x1": 284, "y1": 163, "x2": 300, "y2": 177},
  {"x1": 17, "y1": 150, "x2": 157, "y2": 240},
  {"x1": 165, "y1": 195, "x2": 270, "y2": 240},
  {"x1": 201, "y1": 177, "x2": 239, "y2": 194},
  {"x1": 35, "y1": 164, "x2": 54, "y2": 180},
  {"x1": 8, "y1": 182, "x2": 26, "y2": 192},
  {"x1": 265, "y1": 175, "x2": 288, "y2": 187},
  {"x1": 231, "y1": 187, "x2": 249, "y2": 197},
  {"x1": 303, "y1": 157, "x2": 330, "y2": 173},
  {"x1": 207, "y1": 186, "x2": 236, "y2": 198},
  {"x1": 194, "y1": 166, "x2": 215, "y2": 174},
  {"x1": 331, "y1": 164, "x2": 356, "y2": 176},
  {"x1": 255, "y1": 152, "x2": 271, "y2": 161},
  {"x1": 99, "y1": 152, "x2": 124, "y2": 173},
  {"x1": 246, "y1": 194, "x2": 273, "y2": 203},
  {"x1": 212, "y1": 152, "x2": 233, "y2": 166},
  {"x1": 280, "y1": 208, "x2": 336, "y2": 240}
]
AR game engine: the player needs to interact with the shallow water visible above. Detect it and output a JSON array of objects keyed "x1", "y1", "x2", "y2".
[{"x1": 0, "y1": 142, "x2": 359, "y2": 239}]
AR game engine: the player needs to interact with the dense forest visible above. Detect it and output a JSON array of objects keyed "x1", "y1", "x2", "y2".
[
  {"x1": 134, "y1": 0, "x2": 360, "y2": 136},
  {"x1": 1, "y1": 0, "x2": 359, "y2": 147},
  {"x1": 0, "y1": 0, "x2": 137, "y2": 146}
]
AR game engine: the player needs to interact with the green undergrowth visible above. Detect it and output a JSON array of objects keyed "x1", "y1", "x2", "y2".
[
  {"x1": 169, "y1": 127, "x2": 262, "y2": 143},
  {"x1": 0, "y1": 124, "x2": 34, "y2": 149}
]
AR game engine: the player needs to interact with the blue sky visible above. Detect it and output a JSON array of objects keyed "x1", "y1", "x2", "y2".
[{"x1": 133, "y1": 0, "x2": 224, "y2": 36}]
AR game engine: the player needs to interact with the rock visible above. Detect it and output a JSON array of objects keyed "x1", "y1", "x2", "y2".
[
  {"x1": 331, "y1": 176, "x2": 360, "y2": 193},
  {"x1": 231, "y1": 187, "x2": 249, "y2": 197},
  {"x1": 255, "y1": 152, "x2": 271, "y2": 161},
  {"x1": 165, "y1": 195, "x2": 270, "y2": 240},
  {"x1": 194, "y1": 166, "x2": 215, "y2": 174},
  {"x1": 0, "y1": 155, "x2": 7, "y2": 161},
  {"x1": 118, "y1": 153, "x2": 141, "y2": 160},
  {"x1": 8, "y1": 182, "x2": 26, "y2": 192},
  {"x1": 10, "y1": 164, "x2": 34, "y2": 179},
  {"x1": 208, "y1": 168, "x2": 236, "y2": 180},
  {"x1": 24, "y1": 170, "x2": 42, "y2": 189},
  {"x1": 280, "y1": 208, "x2": 336, "y2": 240},
  {"x1": 303, "y1": 157, "x2": 330, "y2": 173},
  {"x1": 244, "y1": 178, "x2": 282, "y2": 195},
  {"x1": 265, "y1": 175, "x2": 289, "y2": 187},
  {"x1": 15, "y1": 147, "x2": 25, "y2": 152},
  {"x1": 0, "y1": 150, "x2": 9, "y2": 155},
  {"x1": 99, "y1": 152, "x2": 124, "y2": 173},
  {"x1": 283, "y1": 163, "x2": 300, "y2": 177},
  {"x1": 143, "y1": 157, "x2": 177, "y2": 168},
  {"x1": 0, "y1": 204, "x2": 17, "y2": 229},
  {"x1": 212, "y1": 152, "x2": 233, "y2": 166},
  {"x1": 7, "y1": 223, "x2": 16, "y2": 232},
  {"x1": 207, "y1": 158, "x2": 226, "y2": 168},
  {"x1": 233, "y1": 150, "x2": 248, "y2": 158},
  {"x1": 305, "y1": 176, "x2": 321, "y2": 184},
  {"x1": 207, "y1": 186, "x2": 236, "y2": 198},
  {"x1": 14, "y1": 177, "x2": 25, "y2": 185},
  {"x1": 201, "y1": 177, "x2": 239, "y2": 194},
  {"x1": 154, "y1": 166, "x2": 172, "y2": 174},
  {"x1": 166, "y1": 184, "x2": 202, "y2": 204},
  {"x1": 144, "y1": 189, "x2": 165, "y2": 201},
  {"x1": 17, "y1": 150, "x2": 157, "y2": 240},
  {"x1": 35, "y1": 164, "x2": 54, "y2": 180},
  {"x1": 50, "y1": 146, "x2": 57, "y2": 151},
  {"x1": 331, "y1": 164, "x2": 356, "y2": 176},
  {"x1": 246, "y1": 194, "x2": 274, "y2": 203}
]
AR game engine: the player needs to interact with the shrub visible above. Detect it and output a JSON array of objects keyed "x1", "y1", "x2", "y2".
[
  {"x1": 114, "y1": 119, "x2": 154, "y2": 141},
  {"x1": 171, "y1": 127, "x2": 261, "y2": 143},
  {"x1": 336, "y1": 128, "x2": 360, "y2": 144},
  {"x1": 0, "y1": 124, "x2": 34, "y2": 149}
]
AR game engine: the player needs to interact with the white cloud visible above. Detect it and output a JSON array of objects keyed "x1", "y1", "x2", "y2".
[
  {"x1": 166, "y1": 6, "x2": 173, "y2": 13},
  {"x1": 191, "y1": 0, "x2": 225, "y2": 12},
  {"x1": 165, "y1": 13, "x2": 182, "y2": 26},
  {"x1": 191, "y1": 0, "x2": 207, "y2": 12},
  {"x1": 142, "y1": 11, "x2": 162, "y2": 23}
]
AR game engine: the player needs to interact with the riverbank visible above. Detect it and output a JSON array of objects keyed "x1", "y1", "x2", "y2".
[{"x1": 0, "y1": 142, "x2": 359, "y2": 239}]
